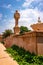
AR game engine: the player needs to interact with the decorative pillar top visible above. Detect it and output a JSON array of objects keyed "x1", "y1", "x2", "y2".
[
  {"x1": 38, "y1": 17, "x2": 41, "y2": 23},
  {"x1": 14, "y1": 10, "x2": 20, "y2": 27}
]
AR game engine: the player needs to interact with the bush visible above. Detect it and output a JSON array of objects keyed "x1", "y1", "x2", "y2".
[
  {"x1": 6, "y1": 45, "x2": 43, "y2": 65},
  {"x1": 2, "y1": 29, "x2": 13, "y2": 39},
  {"x1": 20, "y1": 26, "x2": 31, "y2": 35}
]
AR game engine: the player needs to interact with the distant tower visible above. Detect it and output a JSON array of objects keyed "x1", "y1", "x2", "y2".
[
  {"x1": 38, "y1": 17, "x2": 41, "y2": 23},
  {"x1": 13, "y1": 10, "x2": 20, "y2": 34}
]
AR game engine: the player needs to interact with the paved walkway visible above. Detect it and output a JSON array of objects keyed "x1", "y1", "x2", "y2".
[{"x1": 0, "y1": 43, "x2": 19, "y2": 65}]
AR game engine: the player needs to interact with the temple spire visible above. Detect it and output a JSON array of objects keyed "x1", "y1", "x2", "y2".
[{"x1": 38, "y1": 17, "x2": 41, "y2": 23}]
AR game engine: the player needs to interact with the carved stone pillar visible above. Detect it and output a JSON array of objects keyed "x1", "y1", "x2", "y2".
[{"x1": 14, "y1": 10, "x2": 20, "y2": 34}]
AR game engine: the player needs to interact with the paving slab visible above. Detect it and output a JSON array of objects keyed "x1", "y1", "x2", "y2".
[{"x1": 0, "y1": 43, "x2": 19, "y2": 65}]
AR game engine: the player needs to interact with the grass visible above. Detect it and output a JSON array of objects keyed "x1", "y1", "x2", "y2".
[{"x1": 6, "y1": 45, "x2": 43, "y2": 65}]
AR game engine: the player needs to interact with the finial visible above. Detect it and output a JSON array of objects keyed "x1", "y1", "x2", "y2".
[
  {"x1": 16, "y1": 10, "x2": 18, "y2": 13},
  {"x1": 38, "y1": 17, "x2": 41, "y2": 23}
]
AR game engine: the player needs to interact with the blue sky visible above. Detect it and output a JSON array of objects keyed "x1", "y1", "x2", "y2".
[{"x1": 0, "y1": 0, "x2": 43, "y2": 34}]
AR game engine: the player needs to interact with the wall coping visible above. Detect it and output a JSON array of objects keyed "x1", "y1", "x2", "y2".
[
  {"x1": 13, "y1": 31, "x2": 43, "y2": 38},
  {"x1": 3, "y1": 31, "x2": 43, "y2": 40}
]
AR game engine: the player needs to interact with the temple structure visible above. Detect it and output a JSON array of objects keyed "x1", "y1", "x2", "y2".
[
  {"x1": 31, "y1": 17, "x2": 43, "y2": 32},
  {"x1": 0, "y1": 10, "x2": 43, "y2": 55}
]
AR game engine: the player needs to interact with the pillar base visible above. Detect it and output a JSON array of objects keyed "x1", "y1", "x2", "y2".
[{"x1": 14, "y1": 26, "x2": 20, "y2": 35}]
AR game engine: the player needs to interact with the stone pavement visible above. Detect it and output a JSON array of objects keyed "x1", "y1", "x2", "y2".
[{"x1": 0, "y1": 43, "x2": 19, "y2": 65}]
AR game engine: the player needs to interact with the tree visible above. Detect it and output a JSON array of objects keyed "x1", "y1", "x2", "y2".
[
  {"x1": 20, "y1": 26, "x2": 31, "y2": 34},
  {"x1": 2, "y1": 29, "x2": 13, "y2": 39}
]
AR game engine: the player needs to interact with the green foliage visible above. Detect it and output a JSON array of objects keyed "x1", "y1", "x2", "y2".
[
  {"x1": 2, "y1": 29, "x2": 13, "y2": 39},
  {"x1": 6, "y1": 45, "x2": 43, "y2": 65},
  {"x1": 20, "y1": 26, "x2": 31, "y2": 34}
]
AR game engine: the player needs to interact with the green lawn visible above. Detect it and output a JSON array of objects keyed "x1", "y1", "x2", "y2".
[{"x1": 6, "y1": 45, "x2": 43, "y2": 65}]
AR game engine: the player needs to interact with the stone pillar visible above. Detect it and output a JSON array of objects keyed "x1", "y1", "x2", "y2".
[{"x1": 14, "y1": 10, "x2": 20, "y2": 34}]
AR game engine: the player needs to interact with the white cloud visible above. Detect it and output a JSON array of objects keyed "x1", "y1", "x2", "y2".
[
  {"x1": 19, "y1": 8, "x2": 43, "y2": 29},
  {"x1": 22, "y1": 0, "x2": 34, "y2": 7},
  {"x1": 35, "y1": 0, "x2": 43, "y2": 2},
  {"x1": 0, "y1": 1, "x2": 43, "y2": 33},
  {"x1": 0, "y1": 13, "x2": 2, "y2": 20},
  {"x1": 22, "y1": 0, "x2": 43, "y2": 8},
  {"x1": 38, "y1": 2, "x2": 43, "y2": 10},
  {"x1": 0, "y1": 18, "x2": 15, "y2": 34},
  {"x1": 1, "y1": 4, "x2": 12, "y2": 9},
  {"x1": 4, "y1": 18, "x2": 15, "y2": 29},
  {"x1": 1, "y1": 7, "x2": 43, "y2": 33}
]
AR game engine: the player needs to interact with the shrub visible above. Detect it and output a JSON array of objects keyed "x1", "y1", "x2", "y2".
[
  {"x1": 6, "y1": 45, "x2": 43, "y2": 65},
  {"x1": 2, "y1": 29, "x2": 13, "y2": 39}
]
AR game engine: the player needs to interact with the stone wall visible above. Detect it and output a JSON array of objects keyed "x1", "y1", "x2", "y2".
[
  {"x1": 0, "y1": 35, "x2": 2, "y2": 42},
  {"x1": 36, "y1": 32, "x2": 43, "y2": 55},
  {"x1": 4, "y1": 31, "x2": 43, "y2": 55}
]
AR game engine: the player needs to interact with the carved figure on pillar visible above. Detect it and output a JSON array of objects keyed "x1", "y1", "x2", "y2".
[
  {"x1": 13, "y1": 10, "x2": 20, "y2": 34},
  {"x1": 14, "y1": 10, "x2": 20, "y2": 27}
]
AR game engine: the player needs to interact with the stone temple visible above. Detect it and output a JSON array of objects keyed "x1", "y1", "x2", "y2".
[
  {"x1": 31, "y1": 17, "x2": 43, "y2": 32},
  {"x1": 0, "y1": 10, "x2": 43, "y2": 55}
]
